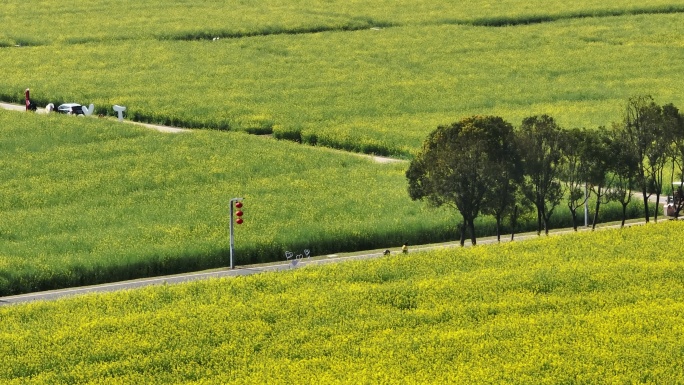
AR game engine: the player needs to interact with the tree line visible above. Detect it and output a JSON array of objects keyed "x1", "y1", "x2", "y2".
[{"x1": 406, "y1": 95, "x2": 684, "y2": 246}]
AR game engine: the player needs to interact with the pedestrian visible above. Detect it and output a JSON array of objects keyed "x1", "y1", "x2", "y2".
[{"x1": 402, "y1": 242, "x2": 408, "y2": 254}]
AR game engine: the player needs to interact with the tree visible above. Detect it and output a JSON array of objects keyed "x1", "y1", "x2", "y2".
[
  {"x1": 407, "y1": 116, "x2": 517, "y2": 246},
  {"x1": 620, "y1": 95, "x2": 663, "y2": 222},
  {"x1": 666, "y1": 104, "x2": 684, "y2": 218},
  {"x1": 559, "y1": 127, "x2": 591, "y2": 231},
  {"x1": 481, "y1": 121, "x2": 522, "y2": 242},
  {"x1": 517, "y1": 115, "x2": 565, "y2": 235},
  {"x1": 606, "y1": 123, "x2": 640, "y2": 227},
  {"x1": 584, "y1": 127, "x2": 614, "y2": 230},
  {"x1": 646, "y1": 104, "x2": 676, "y2": 223}
]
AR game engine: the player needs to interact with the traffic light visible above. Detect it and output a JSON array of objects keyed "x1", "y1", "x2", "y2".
[
  {"x1": 235, "y1": 201, "x2": 244, "y2": 224},
  {"x1": 229, "y1": 197, "x2": 244, "y2": 270}
]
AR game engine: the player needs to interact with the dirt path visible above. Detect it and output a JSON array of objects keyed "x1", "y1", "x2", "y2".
[
  {"x1": 0, "y1": 101, "x2": 406, "y2": 163},
  {"x1": 0, "y1": 101, "x2": 190, "y2": 134},
  {"x1": 0, "y1": 102, "x2": 33, "y2": 112}
]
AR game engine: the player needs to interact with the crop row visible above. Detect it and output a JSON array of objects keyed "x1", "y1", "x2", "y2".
[{"x1": 1, "y1": 221, "x2": 683, "y2": 383}]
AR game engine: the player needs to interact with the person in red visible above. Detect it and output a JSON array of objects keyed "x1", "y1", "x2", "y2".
[{"x1": 24, "y1": 88, "x2": 37, "y2": 111}]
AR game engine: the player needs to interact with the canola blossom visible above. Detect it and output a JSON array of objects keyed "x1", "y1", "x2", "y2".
[{"x1": 1, "y1": 222, "x2": 683, "y2": 383}]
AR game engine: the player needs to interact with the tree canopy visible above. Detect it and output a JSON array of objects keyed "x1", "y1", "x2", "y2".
[
  {"x1": 408, "y1": 96, "x2": 684, "y2": 244},
  {"x1": 407, "y1": 115, "x2": 517, "y2": 246}
]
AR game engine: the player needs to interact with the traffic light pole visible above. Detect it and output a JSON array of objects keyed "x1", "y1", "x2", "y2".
[{"x1": 229, "y1": 197, "x2": 244, "y2": 269}]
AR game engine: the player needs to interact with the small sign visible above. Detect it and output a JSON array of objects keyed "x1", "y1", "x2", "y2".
[
  {"x1": 285, "y1": 248, "x2": 312, "y2": 267},
  {"x1": 113, "y1": 105, "x2": 127, "y2": 122}
]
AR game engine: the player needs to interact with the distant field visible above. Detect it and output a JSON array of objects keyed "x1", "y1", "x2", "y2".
[
  {"x1": 2, "y1": 0, "x2": 682, "y2": 44},
  {"x1": 2, "y1": 12, "x2": 683, "y2": 156},
  {"x1": 2, "y1": 222, "x2": 684, "y2": 383}
]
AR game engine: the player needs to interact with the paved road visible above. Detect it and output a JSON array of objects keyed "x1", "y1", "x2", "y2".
[
  {"x1": 0, "y1": 102, "x2": 35, "y2": 112},
  {"x1": 0, "y1": 251, "x2": 386, "y2": 306},
  {"x1": 1, "y1": 221, "x2": 658, "y2": 306}
]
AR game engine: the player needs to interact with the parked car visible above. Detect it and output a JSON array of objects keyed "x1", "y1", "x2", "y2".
[{"x1": 56, "y1": 103, "x2": 85, "y2": 115}]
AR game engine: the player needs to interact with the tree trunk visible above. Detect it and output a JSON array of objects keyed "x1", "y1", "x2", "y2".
[
  {"x1": 570, "y1": 208, "x2": 578, "y2": 231},
  {"x1": 592, "y1": 197, "x2": 601, "y2": 230},
  {"x1": 654, "y1": 192, "x2": 661, "y2": 223},
  {"x1": 510, "y1": 205, "x2": 518, "y2": 242},
  {"x1": 459, "y1": 222, "x2": 466, "y2": 247},
  {"x1": 542, "y1": 210, "x2": 550, "y2": 236},
  {"x1": 642, "y1": 188, "x2": 650, "y2": 223},
  {"x1": 540, "y1": 204, "x2": 550, "y2": 236},
  {"x1": 469, "y1": 219, "x2": 477, "y2": 246},
  {"x1": 621, "y1": 203, "x2": 628, "y2": 227},
  {"x1": 495, "y1": 215, "x2": 502, "y2": 242},
  {"x1": 536, "y1": 205, "x2": 543, "y2": 236},
  {"x1": 544, "y1": 219, "x2": 550, "y2": 235}
]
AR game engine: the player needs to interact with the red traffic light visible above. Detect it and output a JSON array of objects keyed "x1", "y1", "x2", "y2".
[{"x1": 233, "y1": 199, "x2": 244, "y2": 224}]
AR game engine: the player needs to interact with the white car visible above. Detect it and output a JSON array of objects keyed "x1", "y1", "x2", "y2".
[{"x1": 56, "y1": 103, "x2": 85, "y2": 115}]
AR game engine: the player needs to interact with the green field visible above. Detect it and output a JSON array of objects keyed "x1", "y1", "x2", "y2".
[
  {"x1": 1, "y1": 1, "x2": 673, "y2": 295},
  {"x1": 1, "y1": 3, "x2": 683, "y2": 156},
  {"x1": 0, "y1": 109, "x2": 461, "y2": 295},
  {"x1": 2, "y1": 0, "x2": 682, "y2": 44},
  {"x1": 0, "y1": 109, "x2": 653, "y2": 295},
  {"x1": 2, "y1": 222, "x2": 684, "y2": 383}
]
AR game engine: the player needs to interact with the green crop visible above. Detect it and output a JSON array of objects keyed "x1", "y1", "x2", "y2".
[
  {"x1": 1, "y1": 0, "x2": 682, "y2": 44},
  {"x1": 1, "y1": 4, "x2": 683, "y2": 156},
  {"x1": 1, "y1": 221, "x2": 683, "y2": 383},
  {"x1": 1, "y1": 1, "x2": 677, "y2": 294},
  {"x1": 0, "y1": 110, "x2": 459, "y2": 295},
  {"x1": 0, "y1": 109, "x2": 653, "y2": 295}
]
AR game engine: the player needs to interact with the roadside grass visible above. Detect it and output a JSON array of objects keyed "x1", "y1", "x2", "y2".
[{"x1": 1, "y1": 221, "x2": 683, "y2": 383}]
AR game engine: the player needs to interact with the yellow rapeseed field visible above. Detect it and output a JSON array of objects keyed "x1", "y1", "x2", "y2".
[{"x1": 1, "y1": 222, "x2": 683, "y2": 383}]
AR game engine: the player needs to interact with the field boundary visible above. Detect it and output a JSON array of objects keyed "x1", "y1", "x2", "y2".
[{"x1": 464, "y1": 5, "x2": 684, "y2": 27}]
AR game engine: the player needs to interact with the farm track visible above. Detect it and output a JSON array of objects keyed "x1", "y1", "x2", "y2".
[
  {"x1": 0, "y1": 102, "x2": 189, "y2": 133},
  {"x1": 0, "y1": 102, "x2": 402, "y2": 163}
]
